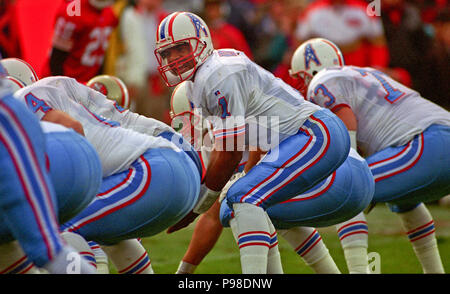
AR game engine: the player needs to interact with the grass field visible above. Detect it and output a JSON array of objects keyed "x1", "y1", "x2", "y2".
[{"x1": 108, "y1": 203, "x2": 450, "y2": 274}]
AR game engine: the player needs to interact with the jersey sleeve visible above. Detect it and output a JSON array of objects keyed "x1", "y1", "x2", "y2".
[
  {"x1": 307, "y1": 73, "x2": 354, "y2": 112},
  {"x1": 205, "y1": 74, "x2": 247, "y2": 142}
]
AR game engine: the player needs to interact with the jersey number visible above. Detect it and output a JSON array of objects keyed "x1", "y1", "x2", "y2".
[
  {"x1": 218, "y1": 97, "x2": 231, "y2": 118},
  {"x1": 81, "y1": 27, "x2": 113, "y2": 67},
  {"x1": 25, "y1": 93, "x2": 51, "y2": 114},
  {"x1": 353, "y1": 68, "x2": 405, "y2": 104}
]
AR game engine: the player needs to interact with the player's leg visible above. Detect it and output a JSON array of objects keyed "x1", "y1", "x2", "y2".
[
  {"x1": 335, "y1": 212, "x2": 369, "y2": 273},
  {"x1": 222, "y1": 201, "x2": 339, "y2": 274},
  {"x1": 389, "y1": 202, "x2": 444, "y2": 273},
  {"x1": 264, "y1": 149, "x2": 373, "y2": 273},
  {"x1": 60, "y1": 231, "x2": 97, "y2": 269},
  {"x1": 266, "y1": 214, "x2": 283, "y2": 274},
  {"x1": 101, "y1": 239, "x2": 154, "y2": 274},
  {"x1": 0, "y1": 95, "x2": 97, "y2": 274},
  {"x1": 89, "y1": 241, "x2": 110, "y2": 274},
  {"x1": 225, "y1": 109, "x2": 350, "y2": 274},
  {"x1": 0, "y1": 241, "x2": 41, "y2": 274},
  {"x1": 61, "y1": 148, "x2": 200, "y2": 275},
  {"x1": 44, "y1": 127, "x2": 102, "y2": 224},
  {"x1": 278, "y1": 227, "x2": 340, "y2": 273},
  {"x1": 176, "y1": 199, "x2": 223, "y2": 274}
]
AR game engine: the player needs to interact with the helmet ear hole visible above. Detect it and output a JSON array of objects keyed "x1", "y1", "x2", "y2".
[{"x1": 312, "y1": 70, "x2": 318, "y2": 76}]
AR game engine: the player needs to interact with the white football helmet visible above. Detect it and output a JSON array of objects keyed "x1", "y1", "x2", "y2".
[
  {"x1": 0, "y1": 58, "x2": 39, "y2": 86},
  {"x1": 86, "y1": 75, "x2": 130, "y2": 109},
  {"x1": 170, "y1": 81, "x2": 213, "y2": 149},
  {"x1": 155, "y1": 12, "x2": 214, "y2": 87},
  {"x1": 289, "y1": 38, "x2": 344, "y2": 96}
]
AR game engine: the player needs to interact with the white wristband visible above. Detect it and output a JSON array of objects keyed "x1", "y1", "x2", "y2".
[{"x1": 193, "y1": 186, "x2": 221, "y2": 214}]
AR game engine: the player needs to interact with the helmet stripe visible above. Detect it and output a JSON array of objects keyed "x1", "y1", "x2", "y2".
[
  {"x1": 168, "y1": 12, "x2": 182, "y2": 41},
  {"x1": 321, "y1": 40, "x2": 344, "y2": 66}
]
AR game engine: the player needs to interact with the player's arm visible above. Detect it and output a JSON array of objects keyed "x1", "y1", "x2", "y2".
[
  {"x1": 204, "y1": 148, "x2": 243, "y2": 191},
  {"x1": 42, "y1": 109, "x2": 85, "y2": 136},
  {"x1": 243, "y1": 148, "x2": 266, "y2": 173},
  {"x1": 332, "y1": 105, "x2": 357, "y2": 149},
  {"x1": 166, "y1": 137, "x2": 243, "y2": 234}
]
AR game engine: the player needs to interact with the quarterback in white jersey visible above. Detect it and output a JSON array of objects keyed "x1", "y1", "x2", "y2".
[
  {"x1": 171, "y1": 81, "x2": 374, "y2": 274},
  {"x1": 155, "y1": 12, "x2": 351, "y2": 274},
  {"x1": 290, "y1": 38, "x2": 450, "y2": 273}
]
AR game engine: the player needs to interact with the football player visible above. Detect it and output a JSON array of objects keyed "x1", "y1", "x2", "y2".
[
  {"x1": 46, "y1": 0, "x2": 119, "y2": 83},
  {"x1": 0, "y1": 59, "x2": 96, "y2": 274},
  {"x1": 289, "y1": 38, "x2": 450, "y2": 273},
  {"x1": 171, "y1": 81, "x2": 374, "y2": 274},
  {"x1": 13, "y1": 74, "x2": 202, "y2": 274},
  {"x1": 154, "y1": 12, "x2": 357, "y2": 274}
]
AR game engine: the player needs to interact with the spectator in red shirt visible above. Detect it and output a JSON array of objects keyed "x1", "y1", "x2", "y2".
[{"x1": 45, "y1": 0, "x2": 119, "y2": 83}]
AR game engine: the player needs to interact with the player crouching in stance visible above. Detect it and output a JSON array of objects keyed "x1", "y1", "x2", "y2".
[
  {"x1": 154, "y1": 12, "x2": 365, "y2": 274},
  {"x1": 12, "y1": 71, "x2": 202, "y2": 274},
  {"x1": 289, "y1": 38, "x2": 450, "y2": 273}
]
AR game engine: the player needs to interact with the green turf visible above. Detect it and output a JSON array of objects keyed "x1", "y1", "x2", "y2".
[{"x1": 108, "y1": 204, "x2": 450, "y2": 274}]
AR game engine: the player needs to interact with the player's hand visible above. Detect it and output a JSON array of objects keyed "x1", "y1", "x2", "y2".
[{"x1": 167, "y1": 210, "x2": 199, "y2": 234}]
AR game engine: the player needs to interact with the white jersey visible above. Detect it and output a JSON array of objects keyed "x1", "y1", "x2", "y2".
[
  {"x1": 187, "y1": 49, "x2": 321, "y2": 150},
  {"x1": 14, "y1": 76, "x2": 180, "y2": 177},
  {"x1": 307, "y1": 66, "x2": 450, "y2": 156}
]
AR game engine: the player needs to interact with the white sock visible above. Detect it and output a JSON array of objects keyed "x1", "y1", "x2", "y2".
[
  {"x1": 60, "y1": 232, "x2": 97, "y2": 270},
  {"x1": 101, "y1": 239, "x2": 154, "y2": 274},
  {"x1": 176, "y1": 260, "x2": 197, "y2": 274},
  {"x1": 231, "y1": 203, "x2": 271, "y2": 274},
  {"x1": 398, "y1": 203, "x2": 444, "y2": 273},
  {"x1": 279, "y1": 227, "x2": 340, "y2": 274},
  {"x1": 335, "y1": 212, "x2": 369, "y2": 274},
  {"x1": 43, "y1": 246, "x2": 97, "y2": 274},
  {"x1": 267, "y1": 218, "x2": 283, "y2": 274},
  {"x1": 0, "y1": 241, "x2": 41, "y2": 274},
  {"x1": 88, "y1": 241, "x2": 109, "y2": 274}
]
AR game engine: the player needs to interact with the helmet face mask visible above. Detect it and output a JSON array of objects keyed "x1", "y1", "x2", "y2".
[{"x1": 155, "y1": 12, "x2": 213, "y2": 87}]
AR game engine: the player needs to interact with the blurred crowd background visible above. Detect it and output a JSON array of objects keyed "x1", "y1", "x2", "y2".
[{"x1": 1, "y1": 0, "x2": 449, "y2": 125}]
